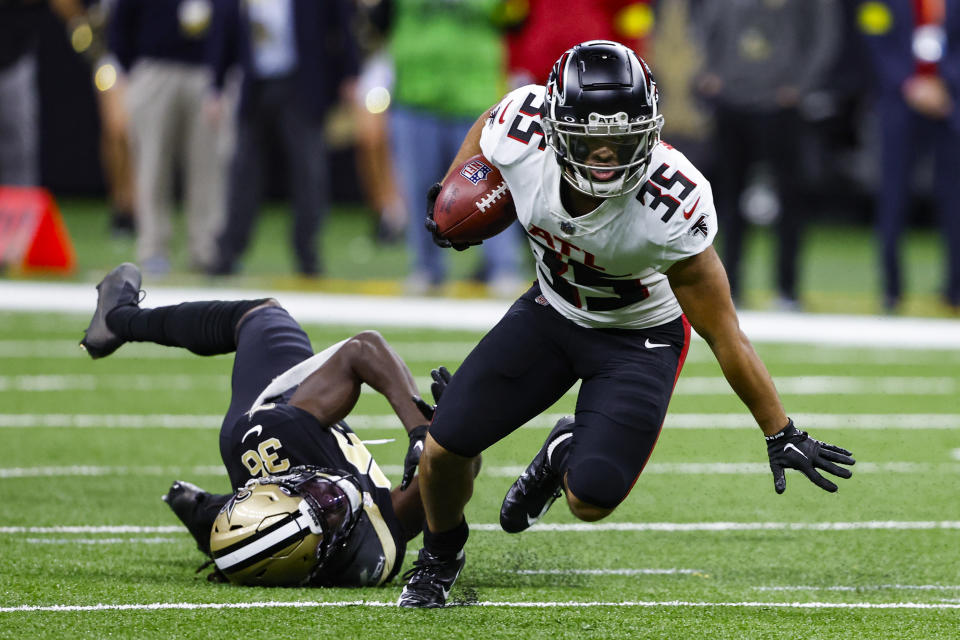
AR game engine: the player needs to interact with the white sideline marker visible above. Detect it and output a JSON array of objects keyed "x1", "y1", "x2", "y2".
[
  {"x1": 2, "y1": 461, "x2": 959, "y2": 480},
  {"x1": 4, "y1": 279, "x2": 960, "y2": 349},
  {"x1": 2, "y1": 599, "x2": 959, "y2": 613},
  {"x1": 3, "y1": 521, "x2": 960, "y2": 535},
  {"x1": 2, "y1": 412, "x2": 960, "y2": 430}
]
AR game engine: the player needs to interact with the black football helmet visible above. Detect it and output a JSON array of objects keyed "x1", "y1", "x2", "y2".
[
  {"x1": 542, "y1": 40, "x2": 663, "y2": 198},
  {"x1": 209, "y1": 466, "x2": 362, "y2": 586}
]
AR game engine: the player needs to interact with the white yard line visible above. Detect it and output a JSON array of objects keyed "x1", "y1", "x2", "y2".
[
  {"x1": 2, "y1": 412, "x2": 959, "y2": 430},
  {"x1": 0, "y1": 374, "x2": 955, "y2": 395},
  {"x1": 3, "y1": 521, "x2": 959, "y2": 535},
  {"x1": 4, "y1": 280, "x2": 960, "y2": 348},
  {"x1": 24, "y1": 537, "x2": 180, "y2": 545},
  {"x1": 2, "y1": 461, "x2": 957, "y2": 480},
  {"x1": 5, "y1": 339, "x2": 960, "y2": 365},
  {"x1": 1, "y1": 599, "x2": 958, "y2": 613},
  {"x1": 755, "y1": 585, "x2": 960, "y2": 592},
  {"x1": 513, "y1": 569, "x2": 704, "y2": 576}
]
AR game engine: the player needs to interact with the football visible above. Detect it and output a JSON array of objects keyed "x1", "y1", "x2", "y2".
[{"x1": 432, "y1": 154, "x2": 517, "y2": 244}]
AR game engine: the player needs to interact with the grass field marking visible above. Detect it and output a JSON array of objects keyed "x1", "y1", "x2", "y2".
[
  {"x1": 3, "y1": 461, "x2": 958, "y2": 480},
  {"x1": 4, "y1": 521, "x2": 959, "y2": 535},
  {"x1": 5, "y1": 280, "x2": 960, "y2": 349},
  {"x1": 2, "y1": 600, "x2": 960, "y2": 613},
  {"x1": 952, "y1": 449, "x2": 960, "y2": 461},
  {"x1": 0, "y1": 464, "x2": 223, "y2": 478},
  {"x1": 3, "y1": 413, "x2": 960, "y2": 430},
  {"x1": 754, "y1": 585, "x2": 960, "y2": 592},
  {"x1": 24, "y1": 537, "x2": 181, "y2": 544},
  {"x1": 2, "y1": 374, "x2": 957, "y2": 395},
  {"x1": 7, "y1": 339, "x2": 960, "y2": 366},
  {"x1": 0, "y1": 526, "x2": 181, "y2": 533},
  {"x1": 470, "y1": 521, "x2": 960, "y2": 532},
  {"x1": 514, "y1": 569, "x2": 705, "y2": 576}
]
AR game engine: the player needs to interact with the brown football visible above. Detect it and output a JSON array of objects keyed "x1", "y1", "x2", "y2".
[{"x1": 433, "y1": 154, "x2": 517, "y2": 244}]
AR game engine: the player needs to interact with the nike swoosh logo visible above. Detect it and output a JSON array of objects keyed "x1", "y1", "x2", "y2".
[
  {"x1": 683, "y1": 195, "x2": 701, "y2": 220},
  {"x1": 644, "y1": 339, "x2": 671, "y2": 349},
  {"x1": 241, "y1": 424, "x2": 262, "y2": 443},
  {"x1": 499, "y1": 100, "x2": 513, "y2": 124},
  {"x1": 784, "y1": 442, "x2": 808, "y2": 459}
]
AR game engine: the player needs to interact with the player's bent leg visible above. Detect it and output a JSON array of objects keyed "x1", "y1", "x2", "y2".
[
  {"x1": 500, "y1": 416, "x2": 574, "y2": 533},
  {"x1": 419, "y1": 434, "x2": 476, "y2": 534},
  {"x1": 563, "y1": 469, "x2": 621, "y2": 522}
]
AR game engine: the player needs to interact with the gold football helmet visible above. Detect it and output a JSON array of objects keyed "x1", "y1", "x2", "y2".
[{"x1": 210, "y1": 466, "x2": 363, "y2": 586}]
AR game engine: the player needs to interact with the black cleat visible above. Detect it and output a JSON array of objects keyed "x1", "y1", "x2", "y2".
[
  {"x1": 397, "y1": 548, "x2": 466, "y2": 608},
  {"x1": 80, "y1": 262, "x2": 142, "y2": 359},
  {"x1": 163, "y1": 480, "x2": 213, "y2": 555},
  {"x1": 500, "y1": 417, "x2": 574, "y2": 533}
]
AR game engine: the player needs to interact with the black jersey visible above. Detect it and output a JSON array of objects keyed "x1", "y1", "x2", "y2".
[{"x1": 221, "y1": 403, "x2": 405, "y2": 586}]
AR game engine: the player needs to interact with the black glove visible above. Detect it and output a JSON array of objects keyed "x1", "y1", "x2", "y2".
[
  {"x1": 766, "y1": 419, "x2": 855, "y2": 494},
  {"x1": 424, "y1": 182, "x2": 481, "y2": 251},
  {"x1": 411, "y1": 366, "x2": 452, "y2": 422},
  {"x1": 401, "y1": 425, "x2": 428, "y2": 490}
]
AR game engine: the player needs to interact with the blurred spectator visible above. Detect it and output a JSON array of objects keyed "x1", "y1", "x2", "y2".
[
  {"x1": 207, "y1": 0, "x2": 359, "y2": 277},
  {"x1": 694, "y1": 0, "x2": 840, "y2": 309},
  {"x1": 503, "y1": 0, "x2": 654, "y2": 88},
  {"x1": 0, "y1": 0, "x2": 45, "y2": 186},
  {"x1": 389, "y1": 0, "x2": 523, "y2": 296},
  {"x1": 50, "y1": 0, "x2": 136, "y2": 236},
  {"x1": 857, "y1": 0, "x2": 960, "y2": 312},
  {"x1": 111, "y1": 0, "x2": 227, "y2": 275},
  {"x1": 352, "y1": 0, "x2": 406, "y2": 244}
]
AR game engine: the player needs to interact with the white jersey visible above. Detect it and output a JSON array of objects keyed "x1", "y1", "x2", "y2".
[{"x1": 480, "y1": 85, "x2": 718, "y2": 329}]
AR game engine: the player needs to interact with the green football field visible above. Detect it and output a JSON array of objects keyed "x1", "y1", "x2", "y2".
[{"x1": 0, "y1": 307, "x2": 958, "y2": 638}]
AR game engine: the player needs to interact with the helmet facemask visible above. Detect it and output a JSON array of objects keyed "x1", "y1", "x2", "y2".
[{"x1": 543, "y1": 110, "x2": 663, "y2": 198}]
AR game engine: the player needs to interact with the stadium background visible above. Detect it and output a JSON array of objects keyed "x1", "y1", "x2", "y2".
[{"x1": 1, "y1": 1, "x2": 959, "y2": 638}]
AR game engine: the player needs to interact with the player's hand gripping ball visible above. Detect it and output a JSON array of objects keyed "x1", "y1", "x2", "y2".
[{"x1": 429, "y1": 154, "x2": 517, "y2": 246}]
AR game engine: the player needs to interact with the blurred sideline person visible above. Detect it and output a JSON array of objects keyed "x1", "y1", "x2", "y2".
[
  {"x1": 352, "y1": 0, "x2": 407, "y2": 244},
  {"x1": 50, "y1": 0, "x2": 136, "y2": 236},
  {"x1": 857, "y1": 0, "x2": 960, "y2": 312},
  {"x1": 111, "y1": 0, "x2": 228, "y2": 275},
  {"x1": 79, "y1": 262, "x2": 475, "y2": 586},
  {"x1": 207, "y1": 0, "x2": 359, "y2": 277},
  {"x1": 694, "y1": 0, "x2": 841, "y2": 309},
  {"x1": 399, "y1": 41, "x2": 855, "y2": 608},
  {"x1": 0, "y1": 0, "x2": 45, "y2": 186},
  {"x1": 388, "y1": 0, "x2": 523, "y2": 296}
]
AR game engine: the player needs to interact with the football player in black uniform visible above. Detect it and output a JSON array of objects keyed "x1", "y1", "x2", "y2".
[{"x1": 80, "y1": 263, "x2": 467, "y2": 587}]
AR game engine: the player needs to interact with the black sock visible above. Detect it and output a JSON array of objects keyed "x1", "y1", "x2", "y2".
[
  {"x1": 106, "y1": 299, "x2": 269, "y2": 356},
  {"x1": 422, "y1": 517, "x2": 469, "y2": 558}
]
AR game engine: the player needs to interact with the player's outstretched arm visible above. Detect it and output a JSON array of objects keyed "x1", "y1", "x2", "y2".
[
  {"x1": 288, "y1": 331, "x2": 426, "y2": 436},
  {"x1": 666, "y1": 247, "x2": 854, "y2": 492}
]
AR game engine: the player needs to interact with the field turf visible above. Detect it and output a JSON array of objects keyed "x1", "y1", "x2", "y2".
[{"x1": 1, "y1": 306, "x2": 958, "y2": 638}]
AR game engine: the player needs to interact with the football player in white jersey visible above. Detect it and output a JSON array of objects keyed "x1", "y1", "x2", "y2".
[{"x1": 398, "y1": 41, "x2": 855, "y2": 608}]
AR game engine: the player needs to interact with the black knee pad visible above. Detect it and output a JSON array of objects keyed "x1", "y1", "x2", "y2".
[{"x1": 565, "y1": 456, "x2": 631, "y2": 510}]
